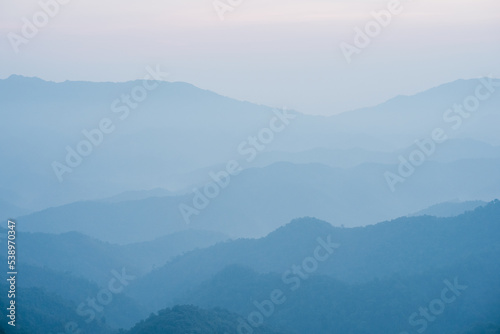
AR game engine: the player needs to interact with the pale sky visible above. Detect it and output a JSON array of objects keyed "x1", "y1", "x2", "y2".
[{"x1": 1, "y1": 0, "x2": 499, "y2": 115}]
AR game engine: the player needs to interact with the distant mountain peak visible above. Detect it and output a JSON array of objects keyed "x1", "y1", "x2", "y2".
[
  {"x1": 7, "y1": 74, "x2": 41, "y2": 81},
  {"x1": 266, "y1": 216, "x2": 335, "y2": 239}
]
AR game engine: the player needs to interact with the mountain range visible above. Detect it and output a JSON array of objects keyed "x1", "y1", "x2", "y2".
[
  {"x1": 1, "y1": 200, "x2": 498, "y2": 334},
  {"x1": 1, "y1": 76, "x2": 499, "y2": 213}
]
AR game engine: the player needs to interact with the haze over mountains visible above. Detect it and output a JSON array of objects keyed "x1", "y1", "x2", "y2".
[
  {"x1": 14, "y1": 156, "x2": 500, "y2": 242},
  {"x1": 0, "y1": 75, "x2": 499, "y2": 244},
  {"x1": 2, "y1": 0, "x2": 499, "y2": 331},
  {"x1": 126, "y1": 201, "x2": 500, "y2": 311},
  {"x1": 1, "y1": 201, "x2": 499, "y2": 333},
  {"x1": 1, "y1": 76, "x2": 499, "y2": 213},
  {"x1": 1, "y1": 74, "x2": 500, "y2": 333}
]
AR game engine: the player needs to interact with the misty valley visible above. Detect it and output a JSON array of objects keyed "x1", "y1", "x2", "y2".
[{"x1": 0, "y1": 73, "x2": 499, "y2": 334}]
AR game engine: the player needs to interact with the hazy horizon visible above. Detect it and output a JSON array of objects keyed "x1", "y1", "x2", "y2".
[
  {"x1": 1, "y1": 1, "x2": 500, "y2": 333},
  {"x1": 3, "y1": 73, "x2": 500, "y2": 117},
  {"x1": 2, "y1": 0, "x2": 499, "y2": 115}
]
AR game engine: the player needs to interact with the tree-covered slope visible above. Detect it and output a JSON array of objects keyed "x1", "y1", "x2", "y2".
[
  {"x1": 127, "y1": 200, "x2": 500, "y2": 312},
  {"x1": 124, "y1": 305, "x2": 285, "y2": 334}
]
